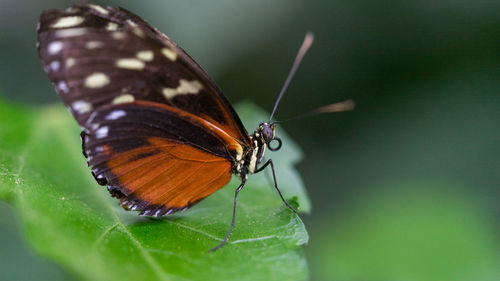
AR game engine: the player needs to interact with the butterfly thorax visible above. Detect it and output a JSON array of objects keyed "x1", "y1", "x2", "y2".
[{"x1": 235, "y1": 123, "x2": 278, "y2": 180}]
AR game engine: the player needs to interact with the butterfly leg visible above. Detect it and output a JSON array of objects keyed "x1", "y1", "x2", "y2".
[
  {"x1": 261, "y1": 157, "x2": 276, "y2": 188},
  {"x1": 210, "y1": 179, "x2": 247, "y2": 252},
  {"x1": 255, "y1": 159, "x2": 298, "y2": 214}
]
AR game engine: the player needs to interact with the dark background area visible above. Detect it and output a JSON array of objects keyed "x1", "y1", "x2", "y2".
[{"x1": 0, "y1": 0, "x2": 499, "y2": 280}]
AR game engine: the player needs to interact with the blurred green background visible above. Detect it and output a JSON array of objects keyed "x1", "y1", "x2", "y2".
[{"x1": 1, "y1": 0, "x2": 499, "y2": 280}]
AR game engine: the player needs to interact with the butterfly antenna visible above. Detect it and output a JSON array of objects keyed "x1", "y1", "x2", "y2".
[
  {"x1": 269, "y1": 32, "x2": 314, "y2": 122},
  {"x1": 272, "y1": 99, "x2": 355, "y2": 124}
]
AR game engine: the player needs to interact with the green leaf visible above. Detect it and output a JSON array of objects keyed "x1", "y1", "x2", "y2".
[{"x1": 0, "y1": 99, "x2": 310, "y2": 281}]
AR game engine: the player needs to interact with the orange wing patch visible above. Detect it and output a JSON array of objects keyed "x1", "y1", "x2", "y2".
[{"x1": 106, "y1": 137, "x2": 232, "y2": 216}]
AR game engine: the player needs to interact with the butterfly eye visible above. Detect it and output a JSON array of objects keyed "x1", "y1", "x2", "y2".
[{"x1": 260, "y1": 124, "x2": 274, "y2": 142}]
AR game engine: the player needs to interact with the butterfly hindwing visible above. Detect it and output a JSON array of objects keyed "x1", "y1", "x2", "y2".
[
  {"x1": 81, "y1": 101, "x2": 239, "y2": 215},
  {"x1": 84, "y1": 105, "x2": 235, "y2": 216}
]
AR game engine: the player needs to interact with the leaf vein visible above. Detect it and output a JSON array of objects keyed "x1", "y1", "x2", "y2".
[
  {"x1": 230, "y1": 235, "x2": 276, "y2": 244},
  {"x1": 168, "y1": 220, "x2": 222, "y2": 242},
  {"x1": 92, "y1": 222, "x2": 120, "y2": 250}
]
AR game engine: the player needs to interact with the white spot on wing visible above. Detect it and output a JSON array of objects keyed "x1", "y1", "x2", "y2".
[
  {"x1": 88, "y1": 4, "x2": 109, "y2": 15},
  {"x1": 161, "y1": 48, "x2": 177, "y2": 61},
  {"x1": 84, "y1": 73, "x2": 110, "y2": 88},
  {"x1": 132, "y1": 27, "x2": 145, "y2": 38},
  {"x1": 154, "y1": 209, "x2": 162, "y2": 217},
  {"x1": 55, "y1": 28, "x2": 86, "y2": 37},
  {"x1": 162, "y1": 79, "x2": 203, "y2": 99},
  {"x1": 112, "y1": 32, "x2": 126, "y2": 40},
  {"x1": 105, "y1": 110, "x2": 127, "y2": 120},
  {"x1": 126, "y1": 19, "x2": 138, "y2": 27},
  {"x1": 65, "y1": 58, "x2": 75, "y2": 68},
  {"x1": 162, "y1": 88, "x2": 176, "y2": 99},
  {"x1": 136, "y1": 50, "x2": 153, "y2": 61},
  {"x1": 96, "y1": 126, "x2": 109, "y2": 139},
  {"x1": 112, "y1": 94, "x2": 135, "y2": 104},
  {"x1": 57, "y1": 81, "x2": 69, "y2": 94},
  {"x1": 86, "y1": 41, "x2": 103, "y2": 49},
  {"x1": 115, "y1": 58, "x2": 145, "y2": 70},
  {"x1": 177, "y1": 80, "x2": 203, "y2": 94},
  {"x1": 51, "y1": 16, "x2": 84, "y2": 28},
  {"x1": 72, "y1": 101, "x2": 92, "y2": 114},
  {"x1": 49, "y1": 61, "x2": 60, "y2": 71},
  {"x1": 106, "y1": 22, "x2": 119, "y2": 31},
  {"x1": 48, "y1": 41, "x2": 63, "y2": 55}
]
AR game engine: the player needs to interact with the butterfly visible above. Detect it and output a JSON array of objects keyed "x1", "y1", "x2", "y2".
[{"x1": 37, "y1": 3, "x2": 318, "y2": 251}]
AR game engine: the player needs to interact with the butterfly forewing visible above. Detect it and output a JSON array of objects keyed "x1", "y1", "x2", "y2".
[
  {"x1": 37, "y1": 4, "x2": 251, "y2": 216},
  {"x1": 37, "y1": 4, "x2": 251, "y2": 144}
]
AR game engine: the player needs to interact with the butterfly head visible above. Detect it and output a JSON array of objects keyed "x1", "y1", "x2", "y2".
[{"x1": 258, "y1": 122, "x2": 281, "y2": 151}]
